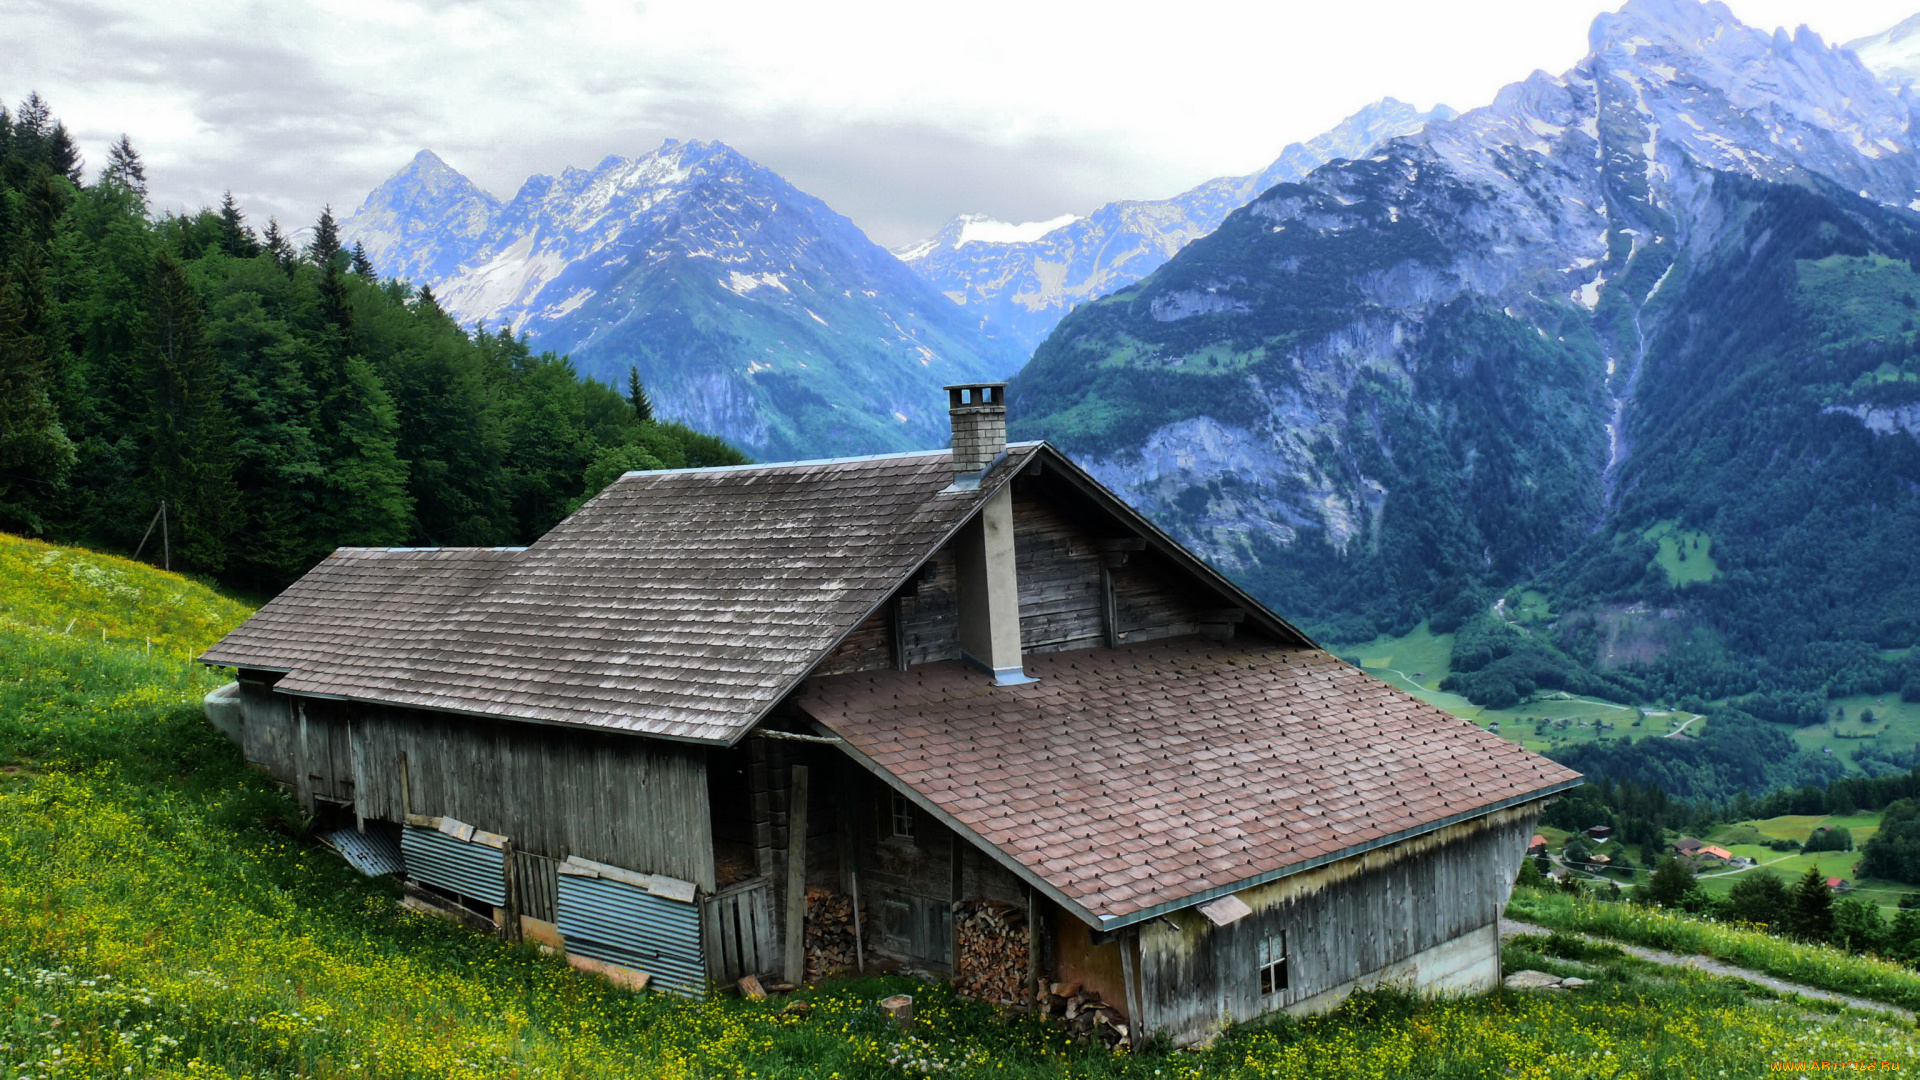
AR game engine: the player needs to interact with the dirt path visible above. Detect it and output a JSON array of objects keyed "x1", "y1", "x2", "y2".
[
  {"x1": 1663, "y1": 714, "x2": 1701, "y2": 738},
  {"x1": 1500, "y1": 918, "x2": 1913, "y2": 1023}
]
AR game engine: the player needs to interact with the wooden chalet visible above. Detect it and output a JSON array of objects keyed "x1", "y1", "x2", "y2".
[{"x1": 200, "y1": 382, "x2": 1581, "y2": 1046}]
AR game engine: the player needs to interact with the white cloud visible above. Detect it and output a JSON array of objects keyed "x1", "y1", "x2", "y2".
[{"x1": 4, "y1": 0, "x2": 1915, "y2": 246}]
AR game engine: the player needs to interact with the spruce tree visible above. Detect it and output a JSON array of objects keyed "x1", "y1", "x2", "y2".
[
  {"x1": 143, "y1": 250, "x2": 238, "y2": 571},
  {"x1": 1789, "y1": 865, "x2": 1835, "y2": 943},
  {"x1": 627, "y1": 364, "x2": 654, "y2": 424},
  {"x1": 306, "y1": 206, "x2": 341, "y2": 271},
  {"x1": 262, "y1": 218, "x2": 294, "y2": 273},
  {"x1": 102, "y1": 134, "x2": 146, "y2": 198},
  {"x1": 0, "y1": 262, "x2": 75, "y2": 531},
  {"x1": 216, "y1": 191, "x2": 259, "y2": 258},
  {"x1": 349, "y1": 240, "x2": 375, "y2": 279}
]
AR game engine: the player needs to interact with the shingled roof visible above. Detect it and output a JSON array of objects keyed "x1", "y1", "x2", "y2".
[
  {"x1": 201, "y1": 445, "x2": 1040, "y2": 743},
  {"x1": 797, "y1": 638, "x2": 1582, "y2": 928}
]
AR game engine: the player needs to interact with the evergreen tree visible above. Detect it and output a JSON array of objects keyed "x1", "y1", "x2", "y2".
[
  {"x1": 102, "y1": 134, "x2": 146, "y2": 198},
  {"x1": 0, "y1": 263, "x2": 75, "y2": 530},
  {"x1": 142, "y1": 250, "x2": 238, "y2": 571},
  {"x1": 306, "y1": 206, "x2": 341, "y2": 271},
  {"x1": 1788, "y1": 865, "x2": 1835, "y2": 943},
  {"x1": 627, "y1": 364, "x2": 654, "y2": 424},
  {"x1": 262, "y1": 218, "x2": 294, "y2": 273},
  {"x1": 349, "y1": 241, "x2": 375, "y2": 279},
  {"x1": 413, "y1": 284, "x2": 446, "y2": 320},
  {"x1": 216, "y1": 192, "x2": 259, "y2": 258}
]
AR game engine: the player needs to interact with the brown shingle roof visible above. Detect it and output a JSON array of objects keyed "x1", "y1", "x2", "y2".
[
  {"x1": 797, "y1": 637, "x2": 1581, "y2": 926},
  {"x1": 202, "y1": 447, "x2": 1040, "y2": 744}
]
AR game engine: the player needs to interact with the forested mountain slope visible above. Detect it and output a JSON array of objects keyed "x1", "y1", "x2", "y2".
[
  {"x1": 0, "y1": 98, "x2": 744, "y2": 593},
  {"x1": 1012, "y1": 0, "x2": 1920, "y2": 707},
  {"x1": 345, "y1": 142, "x2": 1021, "y2": 461}
]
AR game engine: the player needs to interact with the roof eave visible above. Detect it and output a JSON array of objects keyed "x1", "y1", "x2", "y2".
[{"x1": 1090, "y1": 777, "x2": 1583, "y2": 932}]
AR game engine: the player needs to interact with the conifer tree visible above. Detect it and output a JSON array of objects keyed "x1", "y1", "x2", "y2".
[
  {"x1": 413, "y1": 284, "x2": 446, "y2": 320},
  {"x1": 306, "y1": 206, "x2": 341, "y2": 271},
  {"x1": 102, "y1": 134, "x2": 147, "y2": 198},
  {"x1": 216, "y1": 191, "x2": 259, "y2": 257},
  {"x1": 350, "y1": 241, "x2": 375, "y2": 279},
  {"x1": 1789, "y1": 865, "x2": 1835, "y2": 943},
  {"x1": 262, "y1": 218, "x2": 294, "y2": 273},
  {"x1": 0, "y1": 263, "x2": 75, "y2": 531},
  {"x1": 143, "y1": 250, "x2": 238, "y2": 571},
  {"x1": 627, "y1": 364, "x2": 654, "y2": 424}
]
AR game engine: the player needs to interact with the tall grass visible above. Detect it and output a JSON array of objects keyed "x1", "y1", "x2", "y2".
[
  {"x1": 3, "y1": 535, "x2": 1918, "y2": 1077},
  {"x1": 1509, "y1": 886, "x2": 1920, "y2": 1010}
]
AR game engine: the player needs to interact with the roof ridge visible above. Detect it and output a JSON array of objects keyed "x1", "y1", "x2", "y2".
[{"x1": 617, "y1": 440, "x2": 1047, "y2": 480}]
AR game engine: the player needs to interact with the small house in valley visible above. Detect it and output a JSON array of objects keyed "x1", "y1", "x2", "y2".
[{"x1": 200, "y1": 384, "x2": 1581, "y2": 1046}]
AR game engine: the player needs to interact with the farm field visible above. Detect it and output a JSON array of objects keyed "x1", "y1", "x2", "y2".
[
  {"x1": 4, "y1": 531, "x2": 1917, "y2": 1078},
  {"x1": 1789, "y1": 689, "x2": 1920, "y2": 766},
  {"x1": 1343, "y1": 622, "x2": 1700, "y2": 754}
]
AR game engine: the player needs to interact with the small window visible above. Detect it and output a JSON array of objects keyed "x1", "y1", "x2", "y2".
[
  {"x1": 1259, "y1": 932, "x2": 1288, "y2": 996},
  {"x1": 890, "y1": 791, "x2": 916, "y2": 840}
]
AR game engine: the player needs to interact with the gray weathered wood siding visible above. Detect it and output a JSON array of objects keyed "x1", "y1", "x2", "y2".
[
  {"x1": 1110, "y1": 550, "x2": 1209, "y2": 646},
  {"x1": 826, "y1": 497, "x2": 1222, "y2": 677},
  {"x1": 1134, "y1": 806, "x2": 1539, "y2": 1042},
  {"x1": 1011, "y1": 495, "x2": 1105, "y2": 653},
  {"x1": 237, "y1": 671, "x2": 296, "y2": 776},
  {"x1": 254, "y1": 695, "x2": 714, "y2": 890}
]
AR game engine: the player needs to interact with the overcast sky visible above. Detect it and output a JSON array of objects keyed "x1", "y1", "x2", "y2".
[{"x1": 7, "y1": 0, "x2": 1919, "y2": 247}]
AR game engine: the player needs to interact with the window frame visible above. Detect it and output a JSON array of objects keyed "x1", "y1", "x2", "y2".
[
  {"x1": 889, "y1": 790, "x2": 916, "y2": 840},
  {"x1": 1258, "y1": 931, "x2": 1288, "y2": 997}
]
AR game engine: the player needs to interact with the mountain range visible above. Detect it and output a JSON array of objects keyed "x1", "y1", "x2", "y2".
[
  {"x1": 894, "y1": 98, "x2": 1454, "y2": 355},
  {"x1": 344, "y1": 141, "x2": 1022, "y2": 461},
  {"x1": 1013, "y1": 0, "x2": 1920, "y2": 711}
]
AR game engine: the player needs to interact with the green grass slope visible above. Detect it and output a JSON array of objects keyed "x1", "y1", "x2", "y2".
[{"x1": 3, "y1": 533, "x2": 1915, "y2": 1077}]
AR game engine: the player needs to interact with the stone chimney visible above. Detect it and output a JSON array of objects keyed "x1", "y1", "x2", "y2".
[
  {"x1": 944, "y1": 382, "x2": 1030, "y2": 684},
  {"x1": 947, "y1": 382, "x2": 1007, "y2": 480}
]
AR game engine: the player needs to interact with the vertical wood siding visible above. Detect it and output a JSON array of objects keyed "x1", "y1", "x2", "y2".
[
  {"x1": 275, "y1": 697, "x2": 714, "y2": 890},
  {"x1": 1133, "y1": 807, "x2": 1538, "y2": 1043},
  {"x1": 1011, "y1": 496, "x2": 1106, "y2": 653}
]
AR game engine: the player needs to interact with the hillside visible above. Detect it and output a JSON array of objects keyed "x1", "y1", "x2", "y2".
[
  {"x1": 345, "y1": 142, "x2": 1023, "y2": 461},
  {"x1": 2, "y1": 533, "x2": 1915, "y2": 1078},
  {"x1": 1011, "y1": 0, "x2": 1920, "y2": 714}
]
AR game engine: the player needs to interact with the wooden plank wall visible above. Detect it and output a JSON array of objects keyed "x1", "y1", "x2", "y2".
[
  {"x1": 292, "y1": 698, "x2": 715, "y2": 891},
  {"x1": 237, "y1": 672, "x2": 296, "y2": 779},
  {"x1": 814, "y1": 495, "x2": 1222, "y2": 678},
  {"x1": 1011, "y1": 495, "x2": 1105, "y2": 653},
  {"x1": 1133, "y1": 807, "x2": 1538, "y2": 1042}
]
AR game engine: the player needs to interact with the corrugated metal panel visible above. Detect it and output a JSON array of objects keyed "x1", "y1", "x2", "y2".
[
  {"x1": 403, "y1": 825, "x2": 506, "y2": 906},
  {"x1": 322, "y1": 824, "x2": 404, "y2": 877},
  {"x1": 558, "y1": 872, "x2": 705, "y2": 998}
]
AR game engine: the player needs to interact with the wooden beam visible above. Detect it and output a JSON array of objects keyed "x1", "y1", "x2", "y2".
[
  {"x1": 889, "y1": 595, "x2": 908, "y2": 672},
  {"x1": 1100, "y1": 566, "x2": 1119, "y2": 649},
  {"x1": 783, "y1": 763, "x2": 810, "y2": 984}
]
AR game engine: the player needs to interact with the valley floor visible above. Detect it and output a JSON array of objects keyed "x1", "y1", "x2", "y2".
[{"x1": 3, "y1": 534, "x2": 1916, "y2": 1078}]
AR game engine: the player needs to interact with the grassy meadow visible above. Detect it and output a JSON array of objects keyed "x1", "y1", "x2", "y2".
[
  {"x1": 1343, "y1": 621, "x2": 1700, "y2": 754},
  {"x1": 4, "y1": 531, "x2": 1920, "y2": 1078}
]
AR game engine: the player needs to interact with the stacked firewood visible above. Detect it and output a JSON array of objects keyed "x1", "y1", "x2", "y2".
[
  {"x1": 804, "y1": 888, "x2": 864, "y2": 980},
  {"x1": 1036, "y1": 982, "x2": 1130, "y2": 1049},
  {"x1": 952, "y1": 900, "x2": 1029, "y2": 1005}
]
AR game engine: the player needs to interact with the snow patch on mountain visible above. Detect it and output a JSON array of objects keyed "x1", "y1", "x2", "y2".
[{"x1": 895, "y1": 97, "x2": 1452, "y2": 355}]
